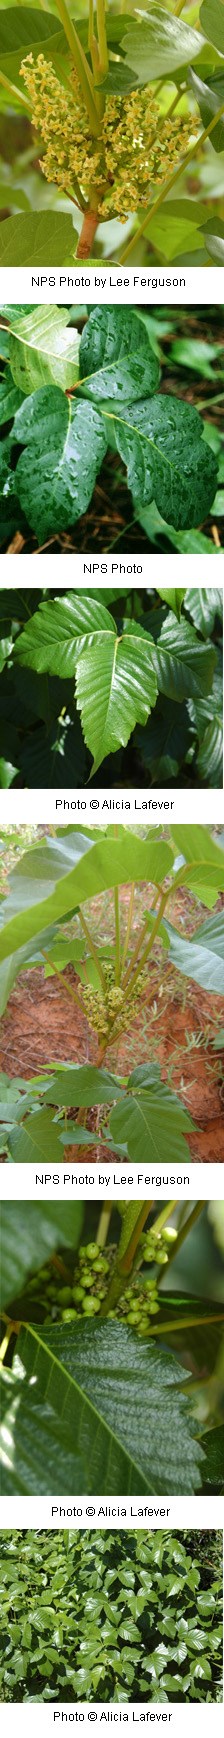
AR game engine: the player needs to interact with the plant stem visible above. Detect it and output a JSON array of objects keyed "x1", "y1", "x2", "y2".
[
  {"x1": 96, "y1": 1202, "x2": 112, "y2": 1246},
  {"x1": 100, "y1": 1201, "x2": 151, "y2": 1315},
  {"x1": 89, "y1": 0, "x2": 100, "y2": 77},
  {"x1": 0, "y1": 1319, "x2": 19, "y2": 1364},
  {"x1": 146, "y1": 1310, "x2": 224, "y2": 1337},
  {"x1": 0, "y1": 68, "x2": 32, "y2": 108},
  {"x1": 96, "y1": 0, "x2": 109, "y2": 76},
  {"x1": 76, "y1": 207, "x2": 99, "y2": 258},
  {"x1": 152, "y1": 1200, "x2": 177, "y2": 1238},
  {"x1": 114, "y1": 887, "x2": 120, "y2": 984},
  {"x1": 52, "y1": 0, "x2": 100, "y2": 133},
  {"x1": 121, "y1": 883, "x2": 135, "y2": 975},
  {"x1": 119, "y1": 102, "x2": 224, "y2": 265},
  {"x1": 124, "y1": 891, "x2": 169, "y2": 1005},
  {"x1": 123, "y1": 891, "x2": 158, "y2": 988},
  {"x1": 79, "y1": 911, "x2": 106, "y2": 990}
]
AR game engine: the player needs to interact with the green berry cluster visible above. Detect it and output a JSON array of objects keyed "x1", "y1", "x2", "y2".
[{"x1": 23, "y1": 1222, "x2": 177, "y2": 1338}]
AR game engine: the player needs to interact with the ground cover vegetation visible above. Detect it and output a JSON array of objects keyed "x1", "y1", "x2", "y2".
[
  {"x1": 0, "y1": 304, "x2": 223, "y2": 556},
  {"x1": 0, "y1": 583, "x2": 222, "y2": 788},
  {"x1": 0, "y1": 1198, "x2": 224, "y2": 1495},
  {"x1": 0, "y1": 1528, "x2": 222, "y2": 1701},
  {"x1": 0, "y1": 823, "x2": 224, "y2": 1166},
  {"x1": 0, "y1": 2, "x2": 224, "y2": 266}
]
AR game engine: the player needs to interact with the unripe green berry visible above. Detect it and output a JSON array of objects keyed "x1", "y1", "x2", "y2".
[
  {"x1": 163, "y1": 1227, "x2": 177, "y2": 1243},
  {"x1": 82, "y1": 1296, "x2": 101, "y2": 1314},
  {"x1": 57, "y1": 1286, "x2": 73, "y2": 1305},
  {"x1": 84, "y1": 1243, "x2": 101, "y2": 1261},
  {"x1": 155, "y1": 1251, "x2": 168, "y2": 1265},
  {"x1": 72, "y1": 1283, "x2": 86, "y2": 1302},
  {"x1": 126, "y1": 1311, "x2": 141, "y2": 1325},
  {"x1": 78, "y1": 1271, "x2": 95, "y2": 1289},
  {"x1": 148, "y1": 1300, "x2": 160, "y2": 1314},
  {"x1": 91, "y1": 1256, "x2": 109, "y2": 1273},
  {"x1": 61, "y1": 1308, "x2": 77, "y2": 1322}
]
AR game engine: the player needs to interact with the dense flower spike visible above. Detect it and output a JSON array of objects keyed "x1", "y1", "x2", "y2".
[{"x1": 20, "y1": 53, "x2": 194, "y2": 219}]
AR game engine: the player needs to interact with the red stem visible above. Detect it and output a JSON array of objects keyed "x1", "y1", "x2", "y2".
[{"x1": 76, "y1": 209, "x2": 99, "y2": 258}]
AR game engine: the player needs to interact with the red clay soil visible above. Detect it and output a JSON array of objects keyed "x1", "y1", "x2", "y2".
[{"x1": 0, "y1": 963, "x2": 224, "y2": 1163}]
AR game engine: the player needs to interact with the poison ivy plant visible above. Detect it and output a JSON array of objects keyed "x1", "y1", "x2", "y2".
[
  {"x1": 0, "y1": 1, "x2": 224, "y2": 266},
  {"x1": 0, "y1": 306, "x2": 219, "y2": 558},
  {"x1": 0, "y1": 1198, "x2": 223, "y2": 1498},
  {"x1": 0, "y1": 1527, "x2": 222, "y2": 1700},
  {"x1": 0, "y1": 583, "x2": 222, "y2": 785},
  {"x1": 0, "y1": 823, "x2": 223, "y2": 1162}
]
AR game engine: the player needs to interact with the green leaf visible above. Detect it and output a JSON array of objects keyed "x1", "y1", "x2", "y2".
[
  {"x1": 13, "y1": 391, "x2": 107, "y2": 542},
  {"x1": 0, "y1": 9, "x2": 67, "y2": 88},
  {"x1": 0, "y1": 1202, "x2": 83, "y2": 1309},
  {"x1": 136, "y1": 696, "x2": 189, "y2": 783},
  {"x1": 44, "y1": 1063, "x2": 123, "y2": 1109},
  {"x1": 112, "y1": 397, "x2": 218, "y2": 530},
  {"x1": 156, "y1": 589, "x2": 186, "y2": 620},
  {"x1": 1, "y1": 1320, "x2": 203, "y2": 1495},
  {"x1": 109, "y1": 1066, "x2": 194, "y2": 1163},
  {"x1": 8, "y1": 308, "x2": 80, "y2": 395},
  {"x1": 196, "y1": 718, "x2": 223, "y2": 788},
  {"x1": 79, "y1": 307, "x2": 160, "y2": 403},
  {"x1": 203, "y1": 228, "x2": 224, "y2": 264},
  {"x1": 0, "y1": 366, "x2": 23, "y2": 426},
  {"x1": 7, "y1": 1106, "x2": 63, "y2": 1166},
  {"x1": 121, "y1": 8, "x2": 203, "y2": 82},
  {"x1": 136, "y1": 500, "x2": 220, "y2": 554},
  {"x1": 200, "y1": 0, "x2": 224, "y2": 55},
  {"x1": 143, "y1": 199, "x2": 205, "y2": 265},
  {"x1": 152, "y1": 613, "x2": 216, "y2": 702},
  {"x1": 0, "y1": 829, "x2": 174, "y2": 964},
  {"x1": 200, "y1": 1424, "x2": 224, "y2": 1490},
  {"x1": 189, "y1": 67, "x2": 224, "y2": 153},
  {"x1": 0, "y1": 213, "x2": 76, "y2": 268},
  {"x1": 165, "y1": 910, "x2": 224, "y2": 994},
  {"x1": 171, "y1": 822, "x2": 224, "y2": 906},
  {"x1": 14, "y1": 594, "x2": 158, "y2": 773},
  {"x1": 185, "y1": 587, "x2": 223, "y2": 637},
  {"x1": 187, "y1": 1628, "x2": 208, "y2": 1653}
]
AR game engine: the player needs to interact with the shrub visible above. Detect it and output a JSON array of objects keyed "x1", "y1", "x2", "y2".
[{"x1": 0, "y1": 1527, "x2": 222, "y2": 1701}]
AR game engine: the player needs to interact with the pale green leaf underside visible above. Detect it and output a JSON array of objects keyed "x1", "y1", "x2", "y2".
[
  {"x1": 13, "y1": 390, "x2": 107, "y2": 541},
  {"x1": 0, "y1": 1202, "x2": 83, "y2": 1308},
  {"x1": 9, "y1": 307, "x2": 80, "y2": 395},
  {"x1": 15, "y1": 595, "x2": 158, "y2": 771},
  {"x1": 166, "y1": 911, "x2": 224, "y2": 994},
  {"x1": 112, "y1": 397, "x2": 218, "y2": 530},
  {"x1": 0, "y1": 830, "x2": 174, "y2": 962},
  {"x1": 0, "y1": 1321, "x2": 203, "y2": 1495},
  {"x1": 122, "y1": 8, "x2": 203, "y2": 81}
]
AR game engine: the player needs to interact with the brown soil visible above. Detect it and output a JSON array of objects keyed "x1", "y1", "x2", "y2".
[{"x1": 1, "y1": 961, "x2": 223, "y2": 1163}]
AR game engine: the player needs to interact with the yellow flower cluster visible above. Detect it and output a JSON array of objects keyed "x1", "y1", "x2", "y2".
[{"x1": 20, "y1": 53, "x2": 194, "y2": 219}]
